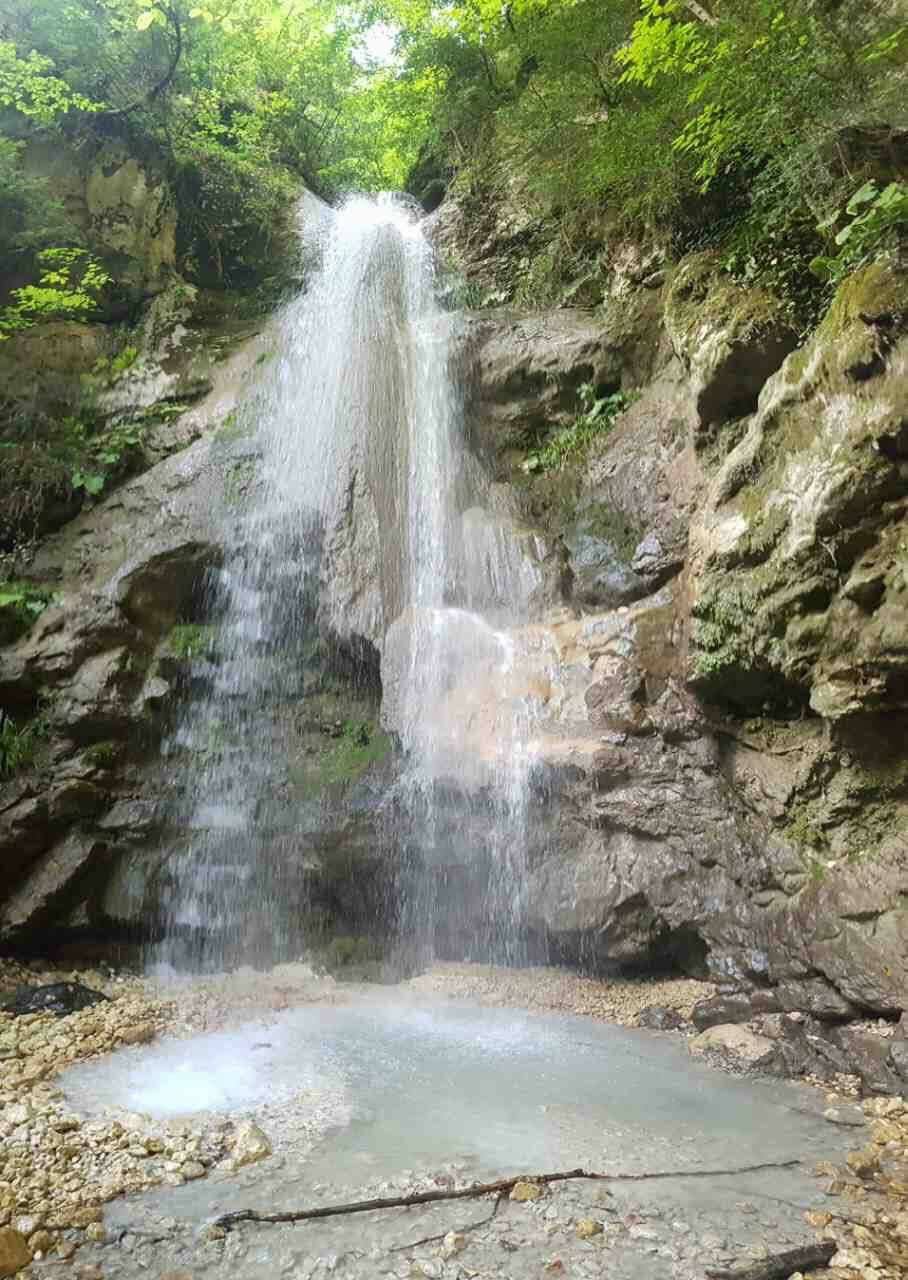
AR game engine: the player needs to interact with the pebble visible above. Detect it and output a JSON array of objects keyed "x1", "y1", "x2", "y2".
[
  {"x1": 824, "y1": 1106, "x2": 866, "y2": 1127},
  {"x1": 440, "y1": 1231, "x2": 466, "y2": 1259},
  {"x1": 510, "y1": 1181, "x2": 543, "y2": 1203}
]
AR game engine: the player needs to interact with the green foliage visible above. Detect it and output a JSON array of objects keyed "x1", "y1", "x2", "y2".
[
  {"x1": 810, "y1": 181, "x2": 908, "y2": 287},
  {"x1": 0, "y1": 409, "x2": 147, "y2": 550},
  {"x1": 65, "y1": 418, "x2": 146, "y2": 497},
  {"x1": 0, "y1": 710, "x2": 50, "y2": 778},
  {"x1": 0, "y1": 40, "x2": 99, "y2": 124},
  {"x1": 85, "y1": 346, "x2": 141, "y2": 388},
  {"x1": 0, "y1": 581, "x2": 56, "y2": 644},
  {"x1": 0, "y1": 250, "x2": 111, "y2": 339},
  {"x1": 522, "y1": 386, "x2": 631, "y2": 474},
  {"x1": 379, "y1": 0, "x2": 904, "y2": 315},
  {"x1": 691, "y1": 582, "x2": 759, "y2": 679}
]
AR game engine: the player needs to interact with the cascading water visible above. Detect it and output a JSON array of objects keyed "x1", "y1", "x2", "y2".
[{"x1": 155, "y1": 193, "x2": 546, "y2": 972}]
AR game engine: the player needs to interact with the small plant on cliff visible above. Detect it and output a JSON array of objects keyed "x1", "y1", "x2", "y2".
[
  {"x1": 810, "y1": 181, "x2": 908, "y2": 286},
  {"x1": 0, "y1": 709, "x2": 49, "y2": 778},
  {"x1": 0, "y1": 580, "x2": 56, "y2": 644},
  {"x1": 65, "y1": 417, "x2": 146, "y2": 498},
  {"x1": 522, "y1": 386, "x2": 631, "y2": 475}
]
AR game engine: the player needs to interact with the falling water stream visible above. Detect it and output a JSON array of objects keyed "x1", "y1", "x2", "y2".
[{"x1": 154, "y1": 193, "x2": 543, "y2": 971}]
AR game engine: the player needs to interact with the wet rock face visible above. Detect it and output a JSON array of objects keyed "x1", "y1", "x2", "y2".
[
  {"x1": 0, "y1": 982, "x2": 108, "y2": 1018},
  {"x1": 687, "y1": 261, "x2": 908, "y2": 720},
  {"x1": 0, "y1": 330, "x2": 265, "y2": 945}
]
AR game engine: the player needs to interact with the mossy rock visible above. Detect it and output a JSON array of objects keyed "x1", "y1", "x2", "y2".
[{"x1": 665, "y1": 251, "x2": 798, "y2": 430}]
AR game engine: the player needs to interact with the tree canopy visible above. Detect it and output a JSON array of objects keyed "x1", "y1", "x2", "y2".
[{"x1": 0, "y1": 0, "x2": 904, "y2": 311}]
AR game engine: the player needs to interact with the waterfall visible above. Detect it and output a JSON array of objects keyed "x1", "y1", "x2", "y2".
[{"x1": 154, "y1": 193, "x2": 543, "y2": 973}]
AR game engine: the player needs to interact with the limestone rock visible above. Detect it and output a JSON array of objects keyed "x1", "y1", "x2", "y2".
[
  {"x1": 0, "y1": 1228, "x2": 31, "y2": 1278},
  {"x1": 25, "y1": 136, "x2": 176, "y2": 302},
  {"x1": 638, "y1": 1006, "x2": 684, "y2": 1031},
  {"x1": 227, "y1": 1120, "x2": 271, "y2": 1168},
  {"x1": 119, "y1": 1023, "x2": 155, "y2": 1046},
  {"x1": 574, "y1": 1219, "x2": 603, "y2": 1239},
  {"x1": 464, "y1": 310, "x2": 625, "y2": 462},
  {"x1": 664, "y1": 251, "x2": 797, "y2": 428},
  {"x1": 689, "y1": 1024, "x2": 775, "y2": 1065},
  {"x1": 440, "y1": 1231, "x2": 467, "y2": 1258},
  {"x1": 510, "y1": 1180, "x2": 544, "y2": 1202}
]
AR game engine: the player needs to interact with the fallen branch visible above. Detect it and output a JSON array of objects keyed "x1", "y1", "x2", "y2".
[
  {"x1": 389, "y1": 1189, "x2": 506, "y2": 1253},
  {"x1": 705, "y1": 1240, "x2": 837, "y2": 1280},
  {"x1": 213, "y1": 1158, "x2": 801, "y2": 1231}
]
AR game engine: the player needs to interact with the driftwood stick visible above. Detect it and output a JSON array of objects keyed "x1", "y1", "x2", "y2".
[
  {"x1": 705, "y1": 1240, "x2": 837, "y2": 1280},
  {"x1": 389, "y1": 1189, "x2": 507, "y2": 1253},
  {"x1": 213, "y1": 1158, "x2": 801, "y2": 1230}
]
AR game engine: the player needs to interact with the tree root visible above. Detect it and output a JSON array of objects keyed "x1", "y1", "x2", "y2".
[
  {"x1": 213, "y1": 1158, "x2": 802, "y2": 1231},
  {"x1": 705, "y1": 1240, "x2": 836, "y2": 1280}
]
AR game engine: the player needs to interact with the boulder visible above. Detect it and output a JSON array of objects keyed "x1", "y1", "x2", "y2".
[
  {"x1": 689, "y1": 1024, "x2": 776, "y2": 1066},
  {"x1": 226, "y1": 1120, "x2": 271, "y2": 1169},
  {"x1": 461, "y1": 309, "x2": 625, "y2": 465},
  {"x1": 24, "y1": 136, "x2": 176, "y2": 302},
  {"x1": 687, "y1": 260, "x2": 908, "y2": 718},
  {"x1": 637, "y1": 1006, "x2": 684, "y2": 1031},
  {"x1": 691, "y1": 989, "x2": 781, "y2": 1030},
  {"x1": 1, "y1": 982, "x2": 108, "y2": 1018}
]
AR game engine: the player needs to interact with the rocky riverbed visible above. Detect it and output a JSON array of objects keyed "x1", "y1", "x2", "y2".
[{"x1": 1, "y1": 958, "x2": 907, "y2": 1279}]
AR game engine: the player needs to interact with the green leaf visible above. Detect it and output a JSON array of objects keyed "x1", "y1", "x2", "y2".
[
  {"x1": 845, "y1": 181, "x2": 879, "y2": 215},
  {"x1": 135, "y1": 10, "x2": 159, "y2": 31}
]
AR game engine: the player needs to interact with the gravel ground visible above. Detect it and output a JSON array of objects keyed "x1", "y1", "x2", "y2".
[
  {"x1": 401, "y1": 962, "x2": 712, "y2": 1025},
  {"x1": 1, "y1": 957, "x2": 906, "y2": 1280}
]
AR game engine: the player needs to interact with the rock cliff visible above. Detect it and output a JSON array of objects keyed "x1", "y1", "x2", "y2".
[{"x1": 1, "y1": 192, "x2": 906, "y2": 1069}]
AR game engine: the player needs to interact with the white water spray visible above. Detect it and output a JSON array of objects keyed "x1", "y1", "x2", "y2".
[{"x1": 156, "y1": 193, "x2": 544, "y2": 970}]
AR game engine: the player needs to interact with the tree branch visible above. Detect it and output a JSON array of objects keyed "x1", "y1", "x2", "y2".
[
  {"x1": 388, "y1": 1189, "x2": 506, "y2": 1253},
  {"x1": 213, "y1": 1159, "x2": 802, "y2": 1231},
  {"x1": 682, "y1": 1, "x2": 719, "y2": 25},
  {"x1": 97, "y1": 1, "x2": 183, "y2": 118},
  {"x1": 705, "y1": 1240, "x2": 837, "y2": 1280}
]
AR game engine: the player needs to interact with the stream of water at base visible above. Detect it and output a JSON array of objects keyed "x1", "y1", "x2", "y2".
[{"x1": 59, "y1": 998, "x2": 854, "y2": 1279}]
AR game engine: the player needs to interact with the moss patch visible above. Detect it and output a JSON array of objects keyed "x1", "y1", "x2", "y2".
[
  {"x1": 300, "y1": 719, "x2": 391, "y2": 793},
  {"x1": 84, "y1": 740, "x2": 121, "y2": 768},
  {"x1": 0, "y1": 710, "x2": 50, "y2": 778},
  {"x1": 166, "y1": 623, "x2": 217, "y2": 659},
  {"x1": 665, "y1": 251, "x2": 790, "y2": 359},
  {"x1": 581, "y1": 502, "x2": 643, "y2": 564}
]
